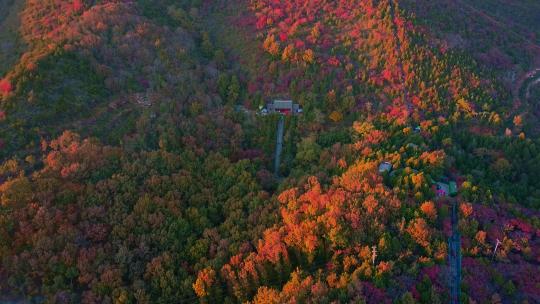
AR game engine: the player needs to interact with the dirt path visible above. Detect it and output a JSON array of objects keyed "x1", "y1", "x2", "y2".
[
  {"x1": 522, "y1": 69, "x2": 540, "y2": 100},
  {"x1": 511, "y1": 67, "x2": 540, "y2": 105},
  {"x1": 528, "y1": 77, "x2": 540, "y2": 99}
]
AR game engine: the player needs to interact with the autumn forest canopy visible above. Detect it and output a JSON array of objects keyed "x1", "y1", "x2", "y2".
[{"x1": 0, "y1": 0, "x2": 539, "y2": 303}]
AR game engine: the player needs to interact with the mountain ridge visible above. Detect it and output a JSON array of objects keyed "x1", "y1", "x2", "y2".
[{"x1": 0, "y1": 0, "x2": 539, "y2": 303}]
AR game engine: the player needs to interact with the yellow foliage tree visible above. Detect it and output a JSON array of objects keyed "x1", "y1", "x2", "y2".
[
  {"x1": 282, "y1": 44, "x2": 295, "y2": 62},
  {"x1": 263, "y1": 34, "x2": 280, "y2": 56},
  {"x1": 251, "y1": 287, "x2": 281, "y2": 304},
  {"x1": 303, "y1": 49, "x2": 314, "y2": 64},
  {"x1": 193, "y1": 267, "x2": 216, "y2": 298},
  {"x1": 329, "y1": 111, "x2": 343, "y2": 122}
]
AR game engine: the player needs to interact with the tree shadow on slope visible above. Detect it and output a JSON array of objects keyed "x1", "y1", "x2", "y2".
[
  {"x1": 0, "y1": 51, "x2": 108, "y2": 159},
  {"x1": 0, "y1": 0, "x2": 26, "y2": 76}
]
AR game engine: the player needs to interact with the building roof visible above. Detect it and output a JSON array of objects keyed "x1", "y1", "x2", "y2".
[
  {"x1": 435, "y1": 182, "x2": 450, "y2": 197},
  {"x1": 273, "y1": 99, "x2": 293, "y2": 109},
  {"x1": 406, "y1": 143, "x2": 419, "y2": 150},
  {"x1": 378, "y1": 162, "x2": 392, "y2": 173},
  {"x1": 449, "y1": 181, "x2": 458, "y2": 195}
]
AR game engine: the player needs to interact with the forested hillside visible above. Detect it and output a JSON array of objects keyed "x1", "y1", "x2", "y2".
[{"x1": 0, "y1": 0, "x2": 539, "y2": 303}]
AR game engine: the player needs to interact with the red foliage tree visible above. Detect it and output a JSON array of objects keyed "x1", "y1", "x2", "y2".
[
  {"x1": 0, "y1": 78, "x2": 12, "y2": 94},
  {"x1": 73, "y1": 0, "x2": 84, "y2": 12}
]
